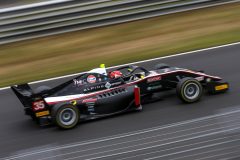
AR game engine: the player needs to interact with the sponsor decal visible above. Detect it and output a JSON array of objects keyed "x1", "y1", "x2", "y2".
[
  {"x1": 147, "y1": 85, "x2": 162, "y2": 91},
  {"x1": 111, "y1": 81, "x2": 122, "y2": 86},
  {"x1": 87, "y1": 75, "x2": 97, "y2": 83},
  {"x1": 147, "y1": 76, "x2": 162, "y2": 83},
  {"x1": 88, "y1": 105, "x2": 95, "y2": 112},
  {"x1": 73, "y1": 79, "x2": 84, "y2": 86},
  {"x1": 82, "y1": 98, "x2": 97, "y2": 103},
  {"x1": 215, "y1": 84, "x2": 228, "y2": 91},
  {"x1": 195, "y1": 76, "x2": 204, "y2": 81},
  {"x1": 83, "y1": 98, "x2": 96, "y2": 113},
  {"x1": 83, "y1": 84, "x2": 105, "y2": 92},
  {"x1": 35, "y1": 110, "x2": 50, "y2": 117},
  {"x1": 105, "y1": 82, "x2": 111, "y2": 89},
  {"x1": 32, "y1": 100, "x2": 45, "y2": 111}
]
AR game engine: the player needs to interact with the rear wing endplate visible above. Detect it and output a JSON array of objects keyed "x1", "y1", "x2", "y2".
[{"x1": 11, "y1": 84, "x2": 34, "y2": 108}]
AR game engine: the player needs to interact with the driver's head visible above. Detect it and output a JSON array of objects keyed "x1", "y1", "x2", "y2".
[{"x1": 109, "y1": 71, "x2": 123, "y2": 79}]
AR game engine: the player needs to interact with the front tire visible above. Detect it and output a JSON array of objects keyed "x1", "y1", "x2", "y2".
[
  {"x1": 52, "y1": 104, "x2": 79, "y2": 129},
  {"x1": 176, "y1": 78, "x2": 203, "y2": 103}
]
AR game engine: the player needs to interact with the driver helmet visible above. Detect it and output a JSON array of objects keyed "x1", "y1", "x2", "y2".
[{"x1": 109, "y1": 71, "x2": 123, "y2": 79}]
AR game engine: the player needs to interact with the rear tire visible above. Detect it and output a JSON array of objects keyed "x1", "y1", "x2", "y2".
[
  {"x1": 176, "y1": 78, "x2": 203, "y2": 103},
  {"x1": 52, "y1": 104, "x2": 79, "y2": 129}
]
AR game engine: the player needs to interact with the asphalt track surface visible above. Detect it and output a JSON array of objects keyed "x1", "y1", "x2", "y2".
[{"x1": 0, "y1": 43, "x2": 240, "y2": 159}]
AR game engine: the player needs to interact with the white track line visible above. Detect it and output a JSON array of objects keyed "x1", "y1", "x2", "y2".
[
  {"x1": 168, "y1": 144, "x2": 240, "y2": 160},
  {"x1": 37, "y1": 118, "x2": 236, "y2": 160},
  {"x1": 144, "y1": 137, "x2": 240, "y2": 160},
  {"x1": 115, "y1": 135, "x2": 240, "y2": 160},
  {"x1": 40, "y1": 122, "x2": 237, "y2": 160},
  {"x1": 3, "y1": 106, "x2": 240, "y2": 160},
  {"x1": 4, "y1": 107, "x2": 240, "y2": 160},
  {"x1": 219, "y1": 155, "x2": 240, "y2": 160},
  {"x1": 81, "y1": 128, "x2": 240, "y2": 160},
  {"x1": 83, "y1": 139, "x2": 240, "y2": 160},
  {"x1": 195, "y1": 150, "x2": 240, "y2": 160},
  {"x1": 66, "y1": 127, "x2": 237, "y2": 159},
  {"x1": 1, "y1": 41, "x2": 240, "y2": 91}
]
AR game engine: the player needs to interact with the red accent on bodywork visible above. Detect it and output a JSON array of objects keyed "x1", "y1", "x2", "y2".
[
  {"x1": 82, "y1": 98, "x2": 97, "y2": 103},
  {"x1": 134, "y1": 86, "x2": 141, "y2": 107},
  {"x1": 147, "y1": 76, "x2": 161, "y2": 83}
]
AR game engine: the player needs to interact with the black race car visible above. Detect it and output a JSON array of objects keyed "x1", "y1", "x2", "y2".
[
  {"x1": 11, "y1": 68, "x2": 142, "y2": 129},
  {"x1": 110, "y1": 63, "x2": 229, "y2": 103},
  {"x1": 11, "y1": 63, "x2": 228, "y2": 129}
]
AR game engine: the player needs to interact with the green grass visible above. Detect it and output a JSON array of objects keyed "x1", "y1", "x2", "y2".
[{"x1": 0, "y1": 2, "x2": 239, "y2": 88}]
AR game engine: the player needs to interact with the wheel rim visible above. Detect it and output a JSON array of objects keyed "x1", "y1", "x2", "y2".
[
  {"x1": 183, "y1": 82, "x2": 200, "y2": 100},
  {"x1": 58, "y1": 108, "x2": 77, "y2": 126}
]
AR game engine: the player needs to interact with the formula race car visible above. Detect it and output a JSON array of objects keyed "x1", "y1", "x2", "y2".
[
  {"x1": 110, "y1": 63, "x2": 229, "y2": 103},
  {"x1": 11, "y1": 67, "x2": 142, "y2": 129},
  {"x1": 110, "y1": 64, "x2": 229, "y2": 100},
  {"x1": 11, "y1": 63, "x2": 229, "y2": 129}
]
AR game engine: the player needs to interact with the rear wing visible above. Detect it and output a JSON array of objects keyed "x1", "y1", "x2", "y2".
[{"x1": 11, "y1": 84, "x2": 34, "y2": 108}]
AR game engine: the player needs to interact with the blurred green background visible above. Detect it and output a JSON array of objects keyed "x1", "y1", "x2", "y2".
[{"x1": 0, "y1": 3, "x2": 239, "y2": 87}]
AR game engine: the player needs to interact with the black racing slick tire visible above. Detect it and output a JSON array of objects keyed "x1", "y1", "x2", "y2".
[
  {"x1": 154, "y1": 63, "x2": 170, "y2": 70},
  {"x1": 176, "y1": 78, "x2": 203, "y2": 103},
  {"x1": 51, "y1": 104, "x2": 79, "y2": 129}
]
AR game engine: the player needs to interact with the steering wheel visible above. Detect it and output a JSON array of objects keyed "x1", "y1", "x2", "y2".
[
  {"x1": 129, "y1": 74, "x2": 138, "y2": 81},
  {"x1": 122, "y1": 73, "x2": 135, "y2": 82}
]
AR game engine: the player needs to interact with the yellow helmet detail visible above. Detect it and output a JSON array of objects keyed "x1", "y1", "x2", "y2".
[
  {"x1": 127, "y1": 68, "x2": 133, "y2": 72},
  {"x1": 100, "y1": 64, "x2": 105, "y2": 68}
]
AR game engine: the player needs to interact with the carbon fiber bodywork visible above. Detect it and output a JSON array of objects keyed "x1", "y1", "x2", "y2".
[
  {"x1": 11, "y1": 64, "x2": 228, "y2": 127},
  {"x1": 11, "y1": 72, "x2": 141, "y2": 127}
]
